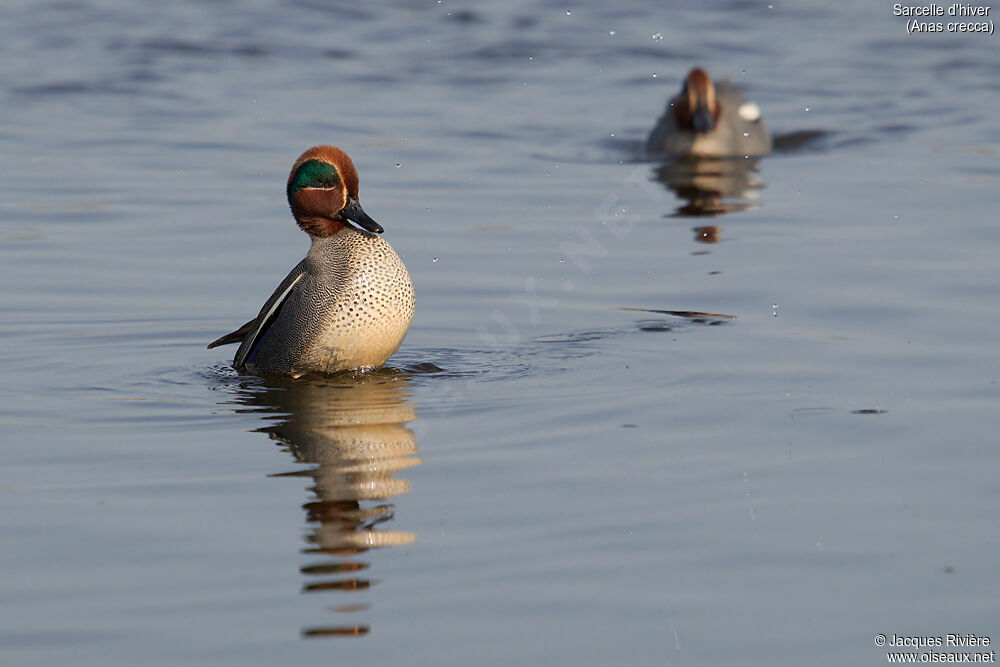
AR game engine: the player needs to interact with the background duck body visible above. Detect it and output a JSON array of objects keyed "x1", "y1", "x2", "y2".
[{"x1": 646, "y1": 69, "x2": 772, "y2": 158}]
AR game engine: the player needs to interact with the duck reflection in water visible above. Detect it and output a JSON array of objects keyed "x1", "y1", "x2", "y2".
[
  {"x1": 654, "y1": 157, "x2": 765, "y2": 237},
  {"x1": 241, "y1": 373, "x2": 420, "y2": 638}
]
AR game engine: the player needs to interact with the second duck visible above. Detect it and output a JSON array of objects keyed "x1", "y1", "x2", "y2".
[{"x1": 646, "y1": 67, "x2": 772, "y2": 159}]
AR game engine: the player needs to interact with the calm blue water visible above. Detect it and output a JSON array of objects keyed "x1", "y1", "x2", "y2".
[{"x1": 2, "y1": 1, "x2": 999, "y2": 665}]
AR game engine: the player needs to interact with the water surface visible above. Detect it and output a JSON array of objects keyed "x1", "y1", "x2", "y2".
[{"x1": 2, "y1": 1, "x2": 999, "y2": 665}]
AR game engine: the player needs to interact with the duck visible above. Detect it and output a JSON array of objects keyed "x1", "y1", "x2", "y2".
[
  {"x1": 646, "y1": 67, "x2": 772, "y2": 158},
  {"x1": 208, "y1": 145, "x2": 414, "y2": 377}
]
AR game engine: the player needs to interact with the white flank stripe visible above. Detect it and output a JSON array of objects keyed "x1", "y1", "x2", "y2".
[
  {"x1": 738, "y1": 101, "x2": 761, "y2": 122},
  {"x1": 235, "y1": 273, "x2": 304, "y2": 367}
]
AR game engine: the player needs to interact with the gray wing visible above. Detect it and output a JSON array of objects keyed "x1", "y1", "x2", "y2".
[
  {"x1": 226, "y1": 259, "x2": 308, "y2": 369},
  {"x1": 645, "y1": 91, "x2": 682, "y2": 154}
]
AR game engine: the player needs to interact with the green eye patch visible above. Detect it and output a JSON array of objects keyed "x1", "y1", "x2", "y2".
[{"x1": 287, "y1": 160, "x2": 341, "y2": 202}]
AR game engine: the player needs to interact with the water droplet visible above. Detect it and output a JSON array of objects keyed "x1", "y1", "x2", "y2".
[
  {"x1": 743, "y1": 131, "x2": 750, "y2": 137},
  {"x1": 652, "y1": 32, "x2": 663, "y2": 40},
  {"x1": 772, "y1": 304, "x2": 779, "y2": 317},
  {"x1": 741, "y1": 69, "x2": 746, "y2": 74},
  {"x1": 804, "y1": 106, "x2": 810, "y2": 112},
  {"x1": 432, "y1": 257, "x2": 439, "y2": 263},
  {"x1": 610, "y1": 132, "x2": 615, "y2": 137},
  {"x1": 609, "y1": 29, "x2": 615, "y2": 36},
  {"x1": 652, "y1": 72, "x2": 657, "y2": 78},
  {"x1": 566, "y1": 10, "x2": 571, "y2": 15},
  {"x1": 395, "y1": 163, "x2": 401, "y2": 168}
]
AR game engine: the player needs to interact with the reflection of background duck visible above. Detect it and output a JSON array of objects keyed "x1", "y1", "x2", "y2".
[
  {"x1": 654, "y1": 158, "x2": 765, "y2": 241},
  {"x1": 245, "y1": 374, "x2": 420, "y2": 638}
]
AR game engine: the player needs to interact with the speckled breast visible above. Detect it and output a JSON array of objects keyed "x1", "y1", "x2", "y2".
[{"x1": 297, "y1": 230, "x2": 415, "y2": 374}]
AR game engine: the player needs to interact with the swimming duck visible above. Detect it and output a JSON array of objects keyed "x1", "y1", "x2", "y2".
[
  {"x1": 208, "y1": 145, "x2": 414, "y2": 377},
  {"x1": 646, "y1": 68, "x2": 772, "y2": 158}
]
